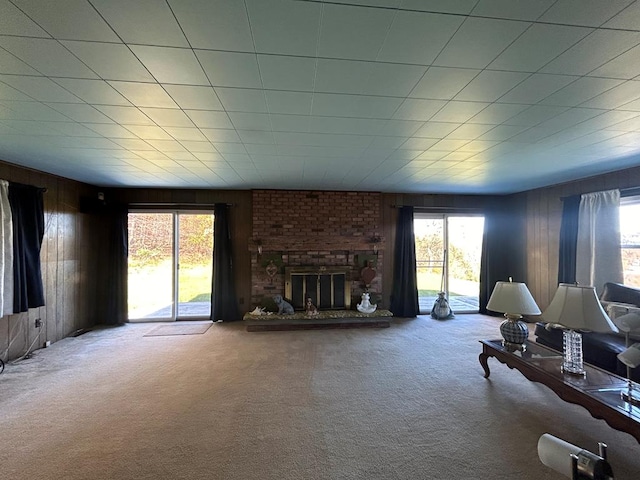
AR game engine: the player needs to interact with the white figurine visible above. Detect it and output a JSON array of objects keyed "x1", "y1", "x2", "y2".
[{"x1": 357, "y1": 292, "x2": 377, "y2": 314}]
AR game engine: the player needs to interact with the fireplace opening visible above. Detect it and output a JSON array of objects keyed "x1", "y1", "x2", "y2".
[{"x1": 285, "y1": 266, "x2": 351, "y2": 310}]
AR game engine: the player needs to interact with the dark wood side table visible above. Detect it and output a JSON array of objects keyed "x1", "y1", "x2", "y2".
[{"x1": 479, "y1": 339, "x2": 640, "y2": 444}]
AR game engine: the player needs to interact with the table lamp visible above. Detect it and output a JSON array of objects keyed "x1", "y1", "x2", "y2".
[
  {"x1": 614, "y1": 311, "x2": 640, "y2": 406},
  {"x1": 542, "y1": 283, "x2": 618, "y2": 376},
  {"x1": 487, "y1": 278, "x2": 541, "y2": 351}
]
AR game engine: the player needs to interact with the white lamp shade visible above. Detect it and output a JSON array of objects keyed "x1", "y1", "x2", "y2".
[
  {"x1": 542, "y1": 283, "x2": 618, "y2": 333},
  {"x1": 618, "y1": 343, "x2": 640, "y2": 368},
  {"x1": 613, "y1": 311, "x2": 640, "y2": 333},
  {"x1": 487, "y1": 281, "x2": 541, "y2": 315}
]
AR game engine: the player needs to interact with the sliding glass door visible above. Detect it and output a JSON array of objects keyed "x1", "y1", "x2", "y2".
[
  {"x1": 128, "y1": 211, "x2": 214, "y2": 321},
  {"x1": 414, "y1": 213, "x2": 484, "y2": 314}
]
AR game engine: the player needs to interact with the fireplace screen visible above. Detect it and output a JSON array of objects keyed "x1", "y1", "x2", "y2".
[{"x1": 285, "y1": 267, "x2": 351, "y2": 310}]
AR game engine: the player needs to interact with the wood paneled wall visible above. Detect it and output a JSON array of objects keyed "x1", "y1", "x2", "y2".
[
  {"x1": 0, "y1": 161, "x2": 101, "y2": 362},
  {"x1": 521, "y1": 166, "x2": 640, "y2": 310}
]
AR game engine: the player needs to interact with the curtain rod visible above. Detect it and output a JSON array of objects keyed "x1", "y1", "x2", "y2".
[
  {"x1": 127, "y1": 202, "x2": 233, "y2": 207},
  {"x1": 560, "y1": 186, "x2": 640, "y2": 200}
]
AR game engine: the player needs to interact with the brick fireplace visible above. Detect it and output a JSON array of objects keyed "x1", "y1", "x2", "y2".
[{"x1": 250, "y1": 190, "x2": 384, "y2": 310}]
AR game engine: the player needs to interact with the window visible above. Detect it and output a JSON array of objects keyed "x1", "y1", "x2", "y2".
[
  {"x1": 128, "y1": 211, "x2": 214, "y2": 321},
  {"x1": 620, "y1": 196, "x2": 640, "y2": 289}
]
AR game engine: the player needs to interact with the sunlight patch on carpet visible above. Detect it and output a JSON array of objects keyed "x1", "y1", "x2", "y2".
[{"x1": 144, "y1": 323, "x2": 212, "y2": 337}]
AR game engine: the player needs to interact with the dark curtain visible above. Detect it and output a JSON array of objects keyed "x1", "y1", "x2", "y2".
[
  {"x1": 479, "y1": 197, "x2": 526, "y2": 314},
  {"x1": 210, "y1": 203, "x2": 241, "y2": 322},
  {"x1": 557, "y1": 195, "x2": 580, "y2": 285},
  {"x1": 8, "y1": 183, "x2": 45, "y2": 313},
  {"x1": 105, "y1": 205, "x2": 128, "y2": 325},
  {"x1": 389, "y1": 206, "x2": 419, "y2": 317}
]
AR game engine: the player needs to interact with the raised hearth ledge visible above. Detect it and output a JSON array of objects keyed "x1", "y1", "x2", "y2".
[{"x1": 243, "y1": 309, "x2": 393, "y2": 322}]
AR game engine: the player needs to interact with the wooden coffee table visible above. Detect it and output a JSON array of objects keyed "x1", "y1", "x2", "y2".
[{"x1": 479, "y1": 339, "x2": 640, "y2": 443}]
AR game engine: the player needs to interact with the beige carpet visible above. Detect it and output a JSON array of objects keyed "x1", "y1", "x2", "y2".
[{"x1": 1, "y1": 315, "x2": 639, "y2": 479}]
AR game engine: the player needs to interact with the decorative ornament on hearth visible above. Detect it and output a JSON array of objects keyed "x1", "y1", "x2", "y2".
[
  {"x1": 360, "y1": 260, "x2": 377, "y2": 290},
  {"x1": 265, "y1": 260, "x2": 278, "y2": 284},
  {"x1": 357, "y1": 292, "x2": 377, "y2": 314}
]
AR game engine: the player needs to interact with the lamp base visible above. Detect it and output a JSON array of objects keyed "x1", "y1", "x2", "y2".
[
  {"x1": 500, "y1": 314, "x2": 529, "y2": 348},
  {"x1": 562, "y1": 329, "x2": 585, "y2": 376}
]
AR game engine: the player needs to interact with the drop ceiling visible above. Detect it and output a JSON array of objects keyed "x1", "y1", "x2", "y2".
[{"x1": 1, "y1": 0, "x2": 640, "y2": 194}]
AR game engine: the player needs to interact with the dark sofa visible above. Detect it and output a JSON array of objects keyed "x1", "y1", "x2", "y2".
[{"x1": 534, "y1": 282, "x2": 640, "y2": 381}]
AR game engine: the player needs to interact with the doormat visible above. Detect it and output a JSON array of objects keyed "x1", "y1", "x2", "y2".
[
  {"x1": 144, "y1": 323, "x2": 212, "y2": 337},
  {"x1": 246, "y1": 319, "x2": 391, "y2": 332}
]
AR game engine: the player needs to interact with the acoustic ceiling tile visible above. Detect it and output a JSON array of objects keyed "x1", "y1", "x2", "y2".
[
  {"x1": 478, "y1": 124, "x2": 530, "y2": 141},
  {"x1": 196, "y1": 51, "x2": 262, "y2": 89},
  {"x1": 414, "y1": 122, "x2": 461, "y2": 138},
  {"x1": 95, "y1": 105, "x2": 154, "y2": 125},
  {"x1": 0, "y1": 101, "x2": 69, "y2": 122},
  {"x1": 309, "y1": 116, "x2": 387, "y2": 136},
  {"x1": 170, "y1": 0, "x2": 253, "y2": 51},
  {"x1": 377, "y1": 11, "x2": 463, "y2": 65},
  {"x1": 603, "y1": 1, "x2": 640, "y2": 29},
  {"x1": 588, "y1": 45, "x2": 640, "y2": 79},
  {"x1": 185, "y1": 110, "x2": 234, "y2": 129},
  {"x1": 392, "y1": 99, "x2": 447, "y2": 121},
  {"x1": 0, "y1": 0, "x2": 49, "y2": 36},
  {"x1": 269, "y1": 114, "x2": 310, "y2": 133},
  {"x1": 49, "y1": 122, "x2": 103, "y2": 137},
  {"x1": 91, "y1": 0, "x2": 189, "y2": 47},
  {"x1": 470, "y1": 0, "x2": 556, "y2": 20},
  {"x1": 130, "y1": 46, "x2": 209, "y2": 85},
  {"x1": 504, "y1": 105, "x2": 569, "y2": 126},
  {"x1": 215, "y1": 88, "x2": 268, "y2": 113},
  {"x1": 580, "y1": 81, "x2": 640, "y2": 109},
  {"x1": 382, "y1": 119, "x2": 424, "y2": 137},
  {"x1": 237, "y1": 130, "x2": 276, "y2": 145},
  {"x1": 541, "y1": 29, "x2": 640, "y2": 76},
  {"x1": 498, "y1": 74, "x2": 578, "y2": 104},
  {"x1": 430, "y1": 101, "x2": 490, "y2": 123},
  {"x1": 454, "y1": 70, "x2": 529, "y2": 102},
  {"x1": 124, "y1": 124, "x2": 173, "y2": 140},
  {"x1": 538, "y1": 0, "x2": 634, "y2": 27},
  {"x1": 0, "y1": 49, "x2": 40, "y2": 75},
  {"x1": 489, "y1": 24, "x2": 593, "y2": 72},
  {"x1": 228, "y1": 112, "x2": 271, "y2": 131},
  {"x1": 446, "y1": 123, "x2": 495, "y2": 140},
  {"x1": 265, "y1": 91, "x2": 312, "y2": 115},
  {"x1": 13, "y1": 0, "x2": 119, "y2": 41},
  {"x1": 109, "y1": 82, "x2": 178, "y2": 109},
  {"x1": 400, "y1": 0, "x2": 477, "y2": 14},
  {"x1": 434, "y1": 17, "x2": 529, "y2": 69},
  {"x1": 53, "y1": 79, "x2": 132, "y2": 106},
  {"x1": 541, "y1": 77, "x2": 625, "y2": 106},
  {"x1": 0, "y1": 75, "x2": 81, "y2": 103},
  {"x1": 162, "y1": 127, "x2": 207, "y2": 142},
  {"x1": 318, "y1": 3, "x2": 394, "y2": 61},
  {"x1": 62, "y1": 41, "x2": 155, "y2": 82},
  {"x1": 315, "y1": 59, "x2": 426, "y2": 97},
  {"x1": 1, "y1": 37, "x2": 98, "y2": 79},
  {"x1": 468, "y1": 103, "x2": 529, "y2": 124},
  {"x1": 246, "y1": 0, "x2": 321, "y2": 56},
  {"x1": 409, "y1": 67, "x2": 479, "y2": 100},
  {"x1": 46, "y1": 103, "x2": 115, "y2": 123},
  {"x1": 202, "y1": 129, "x2": 242, "y2": 143},
  {"x1": 399, "y1": 137, "x2": 438, "y2": 150},
  {"x1": 140, "y1": 108, "x2": 194, "y2": 127},
  {"x1": 257, "y1": 55, "x2": 316, "y2": 91},
  {"x1": 163, "y1": 85, "x2": 223, "y2": 111},
  {"x1": 311, "y1": 93, "x2": 402, "y2": 119},
  {"x1": 145, "y1": 139, "x2": 187, "y2": 152}
]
